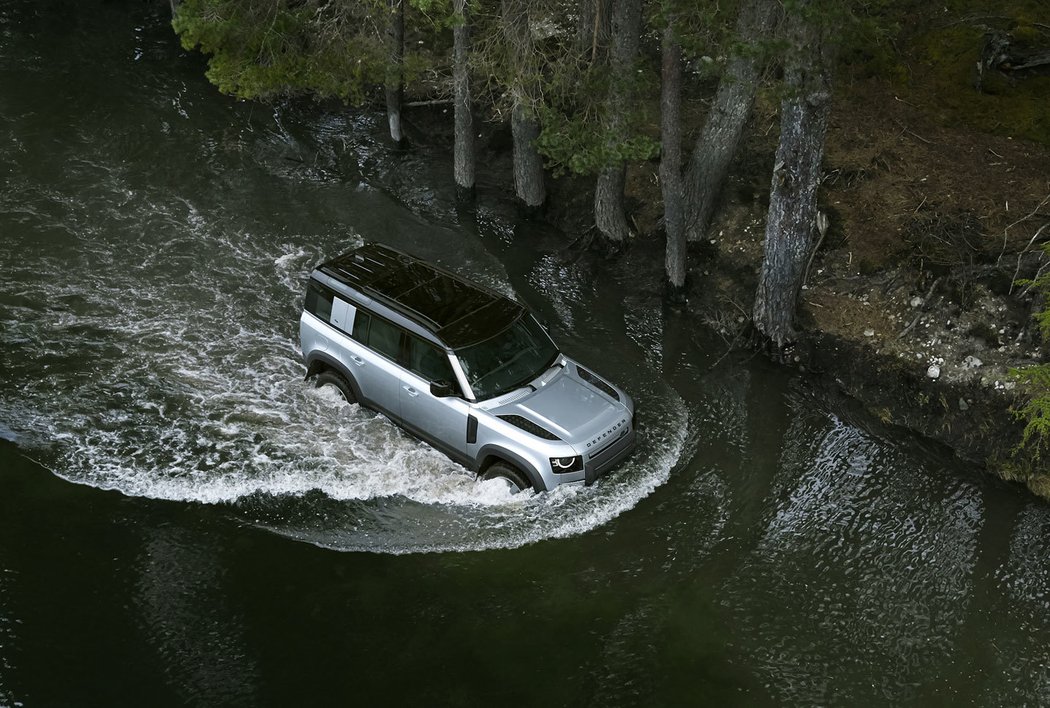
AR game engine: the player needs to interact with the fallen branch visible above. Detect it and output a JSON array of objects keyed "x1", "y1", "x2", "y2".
[
  {"x1": 704, "y1": 326, "x2": 748, "y2": 372},
  {"x1": 999, "y1": 192, "x2": 1050, "y2": 267},
  {"x1": 403, "y1": 98, "x2": 453, "y2": 107},
  {"x1": 897, "y1": 277, "x2": 941, "y2": 340},
  {"x1": 894, "y1": 119, "x2": 933, "y2": 144},
  {"x1": 1013, "y1": 222, "x2": 1050, "y2": 295},
  {"x1": 802, "y1": 211, "x2": 830, "y2": 289}
]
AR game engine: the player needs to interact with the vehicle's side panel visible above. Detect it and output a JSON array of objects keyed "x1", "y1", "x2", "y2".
[
  {"x1": 300, "y1": 311, "x2": 330, "y2": 357},
  {"x1": 340, "y1": 312, "x2": 402, "y2": 418},
  {"x1": 397, "y1": 335, "x2": 470, "y2": 460},
  {"x1": 398, "y1": 368, "x2": 472, "y2": 463}
]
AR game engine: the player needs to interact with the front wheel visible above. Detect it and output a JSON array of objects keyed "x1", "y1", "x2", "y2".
[
  {"x1": 480, "y1": 461, "x2": 531, "y2": 493},
  {"x1": 314, "y1": 370, "x2": 356, "y2": 403}
]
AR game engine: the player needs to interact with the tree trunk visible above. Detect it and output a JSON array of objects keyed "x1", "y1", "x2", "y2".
[
  {"x1": 452, "y1": 0, "x2": 474, "y2": 197},
  {"x1": 501, "y1": 0, "x2": 546, "y2": 208},
  {"x1": 753, "y1": 5, "x2": 834, "y2": 350},
  {"x1": 593, "y1": 0, "x2": 641, "y2": 242},
  {"x1": 576, "y1": 0, "x2": 612, "y2": 63},
  {"x1": 660, "y1": 22, "x2": 686, "y2": 296},
  {"x1": 510, "y1": 99, "x2": 546, "y2": 208},
  {"x1": 385, "y1": 0, "x2": 405, "y2": 144},
  {"x1": 683, "y1": 0, "x2": 776, "y2": 242}
]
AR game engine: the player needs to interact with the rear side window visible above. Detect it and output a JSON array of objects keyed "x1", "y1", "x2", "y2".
[
  {"x1": 367, "y1": 317, "x2": 402, "y2": 360},
  {"x1": 406, "y1": 335, "x2": 454, "y2": 383},
  {"x1": 304, "y1": 280, "x2": 334, "y2": 321},
  {"x1": 352, "y1": 310, "x2": 371, "y2": 342}
]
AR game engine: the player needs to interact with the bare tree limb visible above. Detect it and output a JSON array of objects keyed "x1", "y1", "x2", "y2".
[
  {"x1": 1000, "y1": 192, "x2": 1050, "y2": 271},
  {"x1": 1013, "y1": 222, "x2": 1050, "y2": 295}
]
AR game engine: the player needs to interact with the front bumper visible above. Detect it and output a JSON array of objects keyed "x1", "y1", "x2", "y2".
[{"x1": 583, "y1": 423, "x2": 637, "y2": 485}]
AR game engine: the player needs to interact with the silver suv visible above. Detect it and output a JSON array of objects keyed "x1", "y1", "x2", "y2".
[{"x1": 299, "y1": 243, "x2": 636, "y2": 492}]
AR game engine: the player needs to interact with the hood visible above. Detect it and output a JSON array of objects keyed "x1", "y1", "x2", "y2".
[{"x1": 492, "y1": 366, "x2": 624, "y2": 444}]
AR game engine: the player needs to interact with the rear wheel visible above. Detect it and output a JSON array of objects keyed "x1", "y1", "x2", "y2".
[
  {"x1": 481, "y1": 461, "x2": 531, "y2": 493},
  {"x1": 314, "y1": 370, "x2": 356, "y2": 403}
]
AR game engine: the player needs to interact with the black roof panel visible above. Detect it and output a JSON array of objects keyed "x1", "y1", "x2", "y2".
[{"x1": 318, "y1": 243, "x2": 525, "y2": 348}]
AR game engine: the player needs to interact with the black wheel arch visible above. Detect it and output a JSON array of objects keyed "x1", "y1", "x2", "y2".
[
  {"x1": 304, "y1": 352, "x2": 364, "y2": 403},
  {"x1": 476, "y1": 448, "x2": 545, "y2": 492}
]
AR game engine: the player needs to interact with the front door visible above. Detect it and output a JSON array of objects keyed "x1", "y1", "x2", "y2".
[{"x1": 398, "y1": 335, "x2": 470, "y2": 461}]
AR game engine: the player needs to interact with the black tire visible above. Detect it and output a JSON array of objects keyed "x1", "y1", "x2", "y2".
[
  {"x1": 481, "y1": 461, "x2": 531, "y2": 493},
  {"x1": 314, "y1": 370, "x2": 357, "y2": 403}
]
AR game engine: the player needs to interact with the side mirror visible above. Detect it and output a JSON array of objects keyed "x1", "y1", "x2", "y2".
[{"x1": 430, "y1": 380, "x2": 456, "y2": 398}]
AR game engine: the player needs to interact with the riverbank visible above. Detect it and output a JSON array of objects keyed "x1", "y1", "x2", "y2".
[
  {"x1": 393, "y1": 8, "x2": 1050, "y2": 498},
  {"x1": 537, "y1": 71, "x2": 1050, "y2": 499}
]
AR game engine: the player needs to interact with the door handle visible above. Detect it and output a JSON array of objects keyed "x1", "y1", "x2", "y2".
[
  {"x1": 402, "y1": 385, "x2": 419, "y2": 397},
  {"x1": 350, "y1": 355, "x2": 364, "y2": 366}
]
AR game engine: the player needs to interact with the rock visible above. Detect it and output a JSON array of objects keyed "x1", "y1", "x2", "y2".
[
  {"x1": 927, "y1": 364, "x2": 941, "y2": 379},
  {"x1": 963, "y1": 355, "x2": 983, "y2": 369},
  {"x1": 959, "y1": 398, "x2": 969, "y2": 411},
  {"x1": 864, "y1": 328, "x2": 875, "y2": 337},
  {"x1": 910, "y1": 296, "x2": 923, "y2": 308}
]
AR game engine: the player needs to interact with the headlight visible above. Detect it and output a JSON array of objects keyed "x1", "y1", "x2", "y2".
[{"x1": 550, "y1": 455, "x2": 583, "y2": 473}]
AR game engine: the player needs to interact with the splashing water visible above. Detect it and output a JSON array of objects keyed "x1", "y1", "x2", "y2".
[{"x1": 0, "y1": 154, "x2": 687, "y2": 553}]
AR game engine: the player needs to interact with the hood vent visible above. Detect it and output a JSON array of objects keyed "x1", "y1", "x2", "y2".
[
  {"x1": 498, "y1": 415, "x2": 561, "y2": 441},
  {"x1": 576, "y1": 365, "x2": 620, "y2": 401}
]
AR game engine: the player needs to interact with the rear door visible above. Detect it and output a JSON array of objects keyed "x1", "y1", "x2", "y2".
[{"x1": 346, "y1": 309, "x2": 403, "y2": 418}]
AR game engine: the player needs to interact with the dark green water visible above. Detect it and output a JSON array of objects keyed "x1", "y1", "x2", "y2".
[{"x1": 1, "y1": 2, "x2": 1048, "y2": 705}]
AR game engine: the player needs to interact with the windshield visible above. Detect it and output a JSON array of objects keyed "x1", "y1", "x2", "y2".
[{"x1": 455, "y1": 315, "x2": 559, "y2": 400}]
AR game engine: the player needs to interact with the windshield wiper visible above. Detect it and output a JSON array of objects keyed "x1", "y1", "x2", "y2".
[{"x1": 490, "y1": 352, "x2": 560, "y2": 398}]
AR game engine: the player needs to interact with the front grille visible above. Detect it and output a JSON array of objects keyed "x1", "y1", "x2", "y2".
[
  {"x1": 588, "y1": 428, "x2": 629, "y2": 463},
  {"x1": 584, "y1": 417, "x2": 629, "y2": 453},
  {"x1": 584, "y1": 424, "x2": 636, "y2": 485}
]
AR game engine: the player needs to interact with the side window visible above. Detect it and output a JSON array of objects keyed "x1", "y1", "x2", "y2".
[
  {"x1": 352, "y1": 310, "x2": 371, "y2": 342},
  {"x1": 365, "y1": 315, "x2": 402, "y2": 360},
  {"x1": 406, "y1": 335, "x2": 454, "y2": 383},
  {"x1": 304, "y1": 280, "x2": 334, "y2": 321}
]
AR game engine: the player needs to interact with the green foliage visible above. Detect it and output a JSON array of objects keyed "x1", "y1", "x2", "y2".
[
  {"x1": 1017, "y1": 246, "x2": 1050, "y2": 340},
  {"x1": 536, "y1": 107, "x2": 659, "y2": 175},
  {"x1": 909, "y1": 3, "x2": 1050, "y2": 146},
  {"x1": 172, "y1": 0, "x2": 432, "y2": 103},
  {"x1": 649, "y1": 0, "x2": 735, "y2": 61},
  {"x1": 1011, "y1": 363, "x2": 1050, "y2": 461},
  {"x1": 1011, "y1": 243, "x2": 1050, "y2": 461},
  {"x1": 534, "y1": 65, "x2": 660, "y2": 176}
]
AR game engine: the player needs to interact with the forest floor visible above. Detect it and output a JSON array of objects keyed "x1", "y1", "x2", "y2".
[{"x1": 518, "y1": 51, "x2": 1049, "y2": 497}]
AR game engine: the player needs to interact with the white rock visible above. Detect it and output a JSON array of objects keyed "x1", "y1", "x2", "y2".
[
  {"x1": 927, "y1": 364, "x2": 941, "y2": 379},
  {"x1": 864, "y1": 328, "x2": 875, "y2": 337},
  {"x1": 910, "y1": 296, "x2": 923, "y2": 308},
  {"x1": 963, "y1": 355, "x2": 983, "y2": 369}
]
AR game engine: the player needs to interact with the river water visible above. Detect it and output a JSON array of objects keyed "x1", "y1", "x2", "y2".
[{"x1": 0, "y1": 1, "x2": 1047, "y2": 706}]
